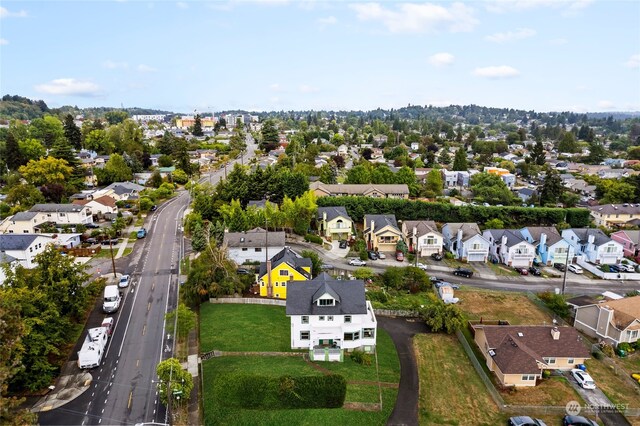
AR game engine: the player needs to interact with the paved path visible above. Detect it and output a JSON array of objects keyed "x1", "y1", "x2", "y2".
[
  {"x1": 377, "y1": 317, "x2": 428, "y2": 426},
  {"x1": 565, "y1": 371, "x2": 632, "y2": 426}
]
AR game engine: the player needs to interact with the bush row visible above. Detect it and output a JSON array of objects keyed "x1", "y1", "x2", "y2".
[
  {"x1": 304, "y1": 234, "x2": 324, "y2": 245},
  {"x1": 316, "y1": 196, "x2": 591, "y2": 228},
  {"x1": 213, "y1": 373, "x2": 346, "y2": 410}
]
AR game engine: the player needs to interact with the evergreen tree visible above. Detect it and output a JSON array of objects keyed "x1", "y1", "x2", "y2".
[
  {"x1": 192, "y1": 114, "x2": 204, "y2": 137},
  {"x1": 539, "y1": 169, "x2": 564, "y2": 206},
  {"x1": 452, "y1": 147, "x2": 468, "y2": 171},
  {"x1": 63, "y1": 114, "x2": 82, "y2": 150},
  {"x1": 5, "y1": 131, "x2": 23, "y2": 171},
  {"x1": 49, "y1": 139, "x2": 84, "y2": 191},
  {"x1": 260, "y1": 119, "x2": 279, "y2": 152},
  {"x1": 439, "y1": 149, "x2": 451, "y2": 165},
  {"x1": 531, "y1": 140, "x2": 546, "y2": 165}
]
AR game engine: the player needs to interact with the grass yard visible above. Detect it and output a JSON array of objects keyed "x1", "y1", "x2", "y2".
[
  {"x1": 500, "y1": 376, "x2": 583, "y2": 406},
  {"x1": 199, "y1": 304, "x2": 292, "y2": 353},
  {"x1": 487, "y1": 262, "x2": 519, "y2": 276},
  {"x1": 585, "y1": 358, "x2": 640, "y2": 409},
  {"x1": 457, "y1": 288, "x2": 553, "y2": 325}
]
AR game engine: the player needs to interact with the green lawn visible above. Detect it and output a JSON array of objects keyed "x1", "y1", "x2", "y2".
[{"x1": 199, "y1": 304, "x2": 292, "y2": 353}]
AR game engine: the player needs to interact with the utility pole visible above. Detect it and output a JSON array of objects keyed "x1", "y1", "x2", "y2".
[{"x1": 561, "y1": 247, "x2": 571, "y2": 295}]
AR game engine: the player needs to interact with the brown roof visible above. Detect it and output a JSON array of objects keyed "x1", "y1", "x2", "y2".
[
  {"x1": 72, "y1": 195, "x2": 117, "y2": 208},
  {"x1": 599, "y1": 296, "x2": 640, "y2": 329},
  {"x1": 478, "y1": 325, "x2": 590, "y2": 374}
]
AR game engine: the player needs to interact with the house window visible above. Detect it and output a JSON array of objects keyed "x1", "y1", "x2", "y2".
[
  {"x1": 261, "y1": 282, "x2": 265, "y2": 287},
  {"x1": 318, "y1": 298, "x2": 334, "y2": 306},
  {"x1": 344, "y1": 331, "x2": 360, "y2": 341},
  {"x1": 543, "y1": 357, "x2": 556, "y2": 365},
  {"x1": 344, "y1": 315, "x2": 352, "y2": 323},
  {"x1": 29, "y1": 248, "x2": 33, "y2": 252},
  {"x1": 628, "y1": 330, "x2": 638, "y2": 340},
  {"x1": 327, "y1": 316, "x2": 334, "y2": 321},
  {"x1": 282, "y1": 282, "x2": 286, "y2": 287},
  {"x1": 275, "y1": 282, "x2": 279, "y2": 287},
  {"x1": 426, "y1": 237, "x2": 436, "y2": 245},
  {"x1": 521, "y1": 375, "x2": 536, "y2": 381},
  {"x1": 300, "y1": 331, "x2": 310, "y2": 340},
  {"x1": 319, "y1": 316, "x2": 325, "y2": 321},
  {"x1": 363, "y1": 328, "x2": 375, "y2": 338},
  {"x1": 556, "y1": 247, "x2": 567, "y2": 254},
  {"x1": 605, "y1": 245, "x2": 616, "y2": 253},
  {"x1": 241, "y1": 248, "x2": 248, "y2": 251},
  {"x1": 255, "y1": 248, "x2": 262, "y2": 252},
  {"x1": 301, "y1": 316, "x2": 309, "y2": 324},
  {"x1": 515, "y1": 247, "x2": 529, "y2": 254},
  {"x1": 279, "y1": 270, "x2": 289, "y2": 276},
  {"x1": 472, "y1": 243, "x2": 482, "y2": 250},
  {"x1": 568, "y1": 358, "x2": 575, "y2": 365},
  {"x1": 60, "y1": 213, "x2": 65, "y2": 217}
]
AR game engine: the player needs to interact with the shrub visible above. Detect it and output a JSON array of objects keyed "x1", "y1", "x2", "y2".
[
  {"x1": 618, "y1": 342, "x2": 634, "y2": 353},
  {"x1": 542, "y1": 370, "x2": 551, "y2": 379},
  {"x1": 366, "y1": 290, "x2": 389, "y2": 304},
  {"x1": 592, "y1": 350, "x2": 604, "y2": 360},
  {"x1": 304, "y1": 234, "x2": 323, "y2": 244},
  {"x1": 537, "y1": 292, "x2": 570, "y2": 318},
  {"x1": 350, "y1": 349, "x2": 372, "y2": 366},
  {"x1": 600, "y1": 343, "x2": 615, "y2": 358}
]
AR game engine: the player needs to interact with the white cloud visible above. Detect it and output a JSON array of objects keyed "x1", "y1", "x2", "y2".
[
  {"x1": 317, "y1": 16, "x2": 337, "y2": 25},
  {"x1": 0, "y1": 6, "x2": 28, "y2": 18},
  {"x1": 485, "y1": 28, "x2": 536, "y2": 43},
  {"x1": 34, "y1": 78, "x2": 101, "y2": 97},
  {"x1": 625, "y1": 54, "x2": 640, "y2": 69},
  {"x1": 299, "y1": 84, "x2": 320, "y2": 93},
  {"x1": 484, "y1": 0, "x2": 592, "y2": 14},
  {"x1": 598, "y1": 100, "x2": 615, "y2": 110},
  {"x1": 350, "y1": 2, "x2": 478, "y2": 34},
  {"x1": 176, "y1": 2, "x2": 188, "y2": 9},
  {"x1": 103, "y1": 60, "x2": 129, "y2": 70},
  {"x1": 428, "y1": 52, "x2": 454, "y2": 67},
  {"x1": 473, "y1": 65, "x2": 520, "y2": 79},
  {"x1": 137, "y1": 64, "x2": 157, "y2": 73},
  {"x1": 0, "y1": 38, "x2": 8, "y2": 45}
]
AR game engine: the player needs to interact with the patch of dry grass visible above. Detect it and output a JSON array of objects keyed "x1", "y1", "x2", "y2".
[
  {"x1": 585, "y1": 358, "x2": 640, "y2": 409},
  {"x1": 457, "y1": 288, "x2": 553, "y2": 325},
  {"x1": 500, "y1": 376, "x2": 583, "y2": 406}
]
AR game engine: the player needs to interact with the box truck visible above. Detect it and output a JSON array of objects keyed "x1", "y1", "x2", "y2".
[{"x1": 77, "y1": 326, "x2": 109, "y2": 369}]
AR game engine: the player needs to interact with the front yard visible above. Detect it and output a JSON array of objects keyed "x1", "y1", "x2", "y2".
[
  {"x1": 456, "y1": 287, "x2": 553, "y2": 325},
  {"x1": 200, "y1": 303, "x2": 400, "y2": 425}
]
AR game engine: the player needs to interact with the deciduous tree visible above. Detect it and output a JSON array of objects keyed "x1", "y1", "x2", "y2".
[{"x1": 18, "y1": 157, "x2": 73, "y2": 187}]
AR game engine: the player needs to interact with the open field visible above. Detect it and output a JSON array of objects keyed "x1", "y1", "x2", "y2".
[
  {"x1": 457, "y1": 287, "x2": 553, "y2": 325},
  {"x1": 200, "y1": 304, "x2": 292, "y2": 353}
]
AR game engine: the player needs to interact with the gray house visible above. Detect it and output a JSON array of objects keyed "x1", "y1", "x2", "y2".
[{"x1": 223, "y1": 227, "x2": 286, "y2": 265}]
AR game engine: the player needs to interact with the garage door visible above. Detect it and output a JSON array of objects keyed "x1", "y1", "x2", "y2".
[
  {"x1": 468, "y1": 253, "x2": 485, "y2": 262},
  {"x1": 511, "y1": 258, "x2": 529, "y2": 268}
]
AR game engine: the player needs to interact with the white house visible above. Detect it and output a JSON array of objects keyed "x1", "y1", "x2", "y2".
[
  {"x1": 483, "y1": 229, "x2": 536, "y2": 267},
  {"x1": 401, "y1": 220, "x2": 443, "y2": 257},
  {"x1": 442, "y1": 223, "x2": 490, "y2": 262},
  {"x1": 222, "y1": 227, "x2": 286, "y2": 265},
  {"x1": 0, "y1": 204, "x2": 93, "y2": 234},
  {"x1": 561, "y1": 228, "x2": 624, "y2": 265},
  {"x1": 72, "y1": 195, "x2": 118, "y2": 218},
  {"x1": 0, "y1": 252, "x2": 19, "y2": 285},
  {"x1": 0, "y1": 234, "x2": 53, "y2": 269},
  {"x1": 95, "y1": 182, "x2": 145, "y2": 202},
  {"x1": 286, "y1": 273, "x2": 377, "y2": 362}
]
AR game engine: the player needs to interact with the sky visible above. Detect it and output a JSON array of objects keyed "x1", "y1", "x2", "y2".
[{"x1": 1, "y1": 0, "x2": 639, "y2": 114}]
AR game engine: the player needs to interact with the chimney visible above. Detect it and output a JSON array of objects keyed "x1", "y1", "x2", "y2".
[
  {"x1": 413, "y1": 226, "x2": 418, "y2": 250},
  {"x1": 323, "y1": 211, "x2": 327, "y2": 221},
  {"x1": 551, "y1": 327, "x2": 560, "y2": 340},
  {"x1": 371, "y1": 220, "x2": 375, "y2": 233},
  {"x1": 457, "y1": 229, "x2": 463, "y2": 249},
  {"x1": 501, "y1": 234, "x2": 508, "y2": 247},
  {"x1": 588, "y1": 233, "x2": 595, "y2": 244},
  {"x1": 539, "y1": 233, "x2": 547, "y2": 249}
]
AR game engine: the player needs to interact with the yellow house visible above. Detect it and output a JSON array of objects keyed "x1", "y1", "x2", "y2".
[
  {"x1": 258, "y1": 248, "x2": 312, "y2": 299},
  {"x1": 472, "y1": 324, "x2": 590, "y2": 387},
  {"x1": 363, "y1": 214, "x2": 403, "y2": 253}
]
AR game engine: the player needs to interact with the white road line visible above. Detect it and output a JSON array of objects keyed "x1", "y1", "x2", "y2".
[
  {"x1": 117, "y1": 275, "x2": 143, "y2": 358},
  {"x1": 92, "y1": 392, "x2": 95, "y2": 397},
  {"x1": 99, "y1": 419, "x2": 102, "y2": 424}
]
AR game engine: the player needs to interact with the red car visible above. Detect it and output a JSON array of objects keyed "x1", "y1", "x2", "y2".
[
  {"x1": 396, "y1": 252, "x2": 404, "y2": 261},
  {"x1": 514, "y1": 267, "x2": 529, "y2": 275}
]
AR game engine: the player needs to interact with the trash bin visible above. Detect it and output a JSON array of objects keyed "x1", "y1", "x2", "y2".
[
  {"x1": 617, "y1": 348, "x2": 627, "y2": 358},
  {"x1": 577, "y1": 364, "x2": 587, "y2": 371}
]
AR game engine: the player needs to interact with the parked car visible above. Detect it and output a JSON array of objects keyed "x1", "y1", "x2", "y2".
[
  {"x1": 554, "y1": 262, "x2": 566, "y2": 272},
  {"x1": 100, "y1": 317, "x2": 114, "y2": 336},
  {"x1": 348, "y1": 258, "x2": 367, "y2": 266},
  {"x1": 514, "y1": 267, "x2": 529, "y2": 275},
  {"x1": 562, "y1": 415, "x2": 598, "y2": 426},
  {"x1": 453, "y1": 267, "x2": 473, "y2": 278},
  {"x1": 528, "y1": 266, "x2": 542, "y2": 276},
  {"x1": 429, "y1": 276, "x2": 443, "y2": 284},
  {"x1": 608, "y1": 264, "x2": 620, "y2": 273},
  {"x1": 338, "y1": 240, "x2": 348, "y2": 249},
  {"x1": 367, "y1": 251, "x2": 378, "y2": 260},
  {"x1": 416, "y1": 262, "x2": 428, "y2": 271},
  {"x1": 136, "y1": 228, "x2": 147, "y2": 239},
  {"x1": 508, "y1": 416, "x2": 547, "y2": 426},
  {"x1": 320, "y1": 264, "x2": 334, "y2": 270},
  {"x1": 102, "y1": 238, "x2": 119, "y2": 246},
  {"x1": 85, "y1": 238, "x2": 98, "y2": 245},
  {"x1": 617, "y1": 263, "x2": 636, "y2": 272},
  {"x1": 236, "y1": 268, "x2": 251, "y2": 275},
  {"x1": 532, "y1": 259, "x2": 542, "y2": 267},
  {"x1": 396, "y1": 252, "x2": 404, "y2": 262},
  {"x1": 150, "y1": 205, "x2": 157, "y2": 212},
  {"x1": 118, "y1": 274, "x2": 131, "y2": 288},
  {"x1": 571, "y1": 369, "x2": 596, "y2": 389},
  {"x1": 86, "y1": 223, "x2": 100, "y2": 229},
  {"x1": 376, "y1": 252, "x2": 386, "y2": 259},
  {"x1": 431, "y1": 252, "x2": 443, "y2": 261},
  {"x1": 568, "y1": 264, "x2": 584, "y2": 274}
]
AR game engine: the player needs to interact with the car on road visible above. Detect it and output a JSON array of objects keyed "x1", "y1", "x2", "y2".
[
  {"x1": 508, "y1": 415, "x2": 547, "y2": 426},
  {"x1": 137, "y1": 228, "x2": 147, "y2": 239},
  {"x1": 376, "y1": 252, "x2": 386, "y2": 259},
  {"x1": 554, "y1": 262, "x2": 566, "y2": 272},
  {"x1": 453, "y1": 267, "x2": 473, "y2": 278},
  {"x1": 528, "y1": 266, "x2": 542, "y2": 276},
  {"x1": 431, "y1": 252, "x2": 443, "y2": 261},
  {"x1": 368, "y1": 251, "x2": 378, "y2": 260},
  {"x1": 320, "y1": 264, "x2": 334, "y2": 270},
  {"x1": 150, "y1": 205, "x2": 157, "y2": 212},
  {"x1": 101, "y1": 317, "x2": 114, "y2": 336},
  {"x1": 416, "y1": 262, "x2": 428, "y2": 271},
  {"x1": 568, "y1": 264, "x2": 584, "y2": 274},
  {"x1": 118, "y1": 274, "x2": 131, "y2": 288},
  {"x1": 338, "y1": 240, "x2": 348, "y2": 249},
  {"x1": 514, "y1": 267, "x2": 529, "y2": 275},
  {"x1": 571, "y1": 369, "x2": 596, "y2": 389},
  {"x1": 396, "y1": 252, "x2": 404, "y2": 261},
  {"x1": 348, "y1": 258, "x2": 367, "y2": 266},
  {"x1": 562, "y1": 415, "x2": 598, "y2": 426}
]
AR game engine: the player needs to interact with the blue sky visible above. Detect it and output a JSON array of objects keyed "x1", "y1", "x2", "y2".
[{"x1": 2, "y1": 1, "x2": 639, "y2": 114}]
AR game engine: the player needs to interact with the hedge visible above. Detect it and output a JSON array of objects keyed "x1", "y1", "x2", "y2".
[
  {"x1": 212, "y1": 373, "x2": 347, "y2": 410},
  {"x1": 316, "y1": 196, "x2": 590, "y2": 228},
  {"x1": 304, "y1": 234, "x2": 324, "y2": 244}
]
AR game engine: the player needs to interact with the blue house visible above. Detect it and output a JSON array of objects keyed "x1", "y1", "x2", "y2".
[{"x1": 520, "y1": 226, "x2": 574, "y2": 266}]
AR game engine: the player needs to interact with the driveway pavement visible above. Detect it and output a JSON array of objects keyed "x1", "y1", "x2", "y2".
[
  {"x1": 565, "y1": 370, "x2": 631, "y2": 426},
  {"x1": 377, "y1": 316, "x2": 428, "y2": 426}
]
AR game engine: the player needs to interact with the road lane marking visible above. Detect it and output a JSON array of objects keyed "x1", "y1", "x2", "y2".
[
  {"x1": 147, "y1": 302, "x2": 151, "y2": 312},
  {"x1": 152, "y1": 281, "x2": 155, "y2": 290},
  {"x1": 104, "y1": 399, "x2": 107, "y2": 404},
  {"x1": 142, "y1": 324, "x2": 146, "y2": 335},
  {"x1": 107, "y1": 390, "x2": 110, "y2": 395},
  {"x1": 128, "y1": 391, "x2": 133, "y2": 409},
  {"x1": 92, "y1": 392, "x2": 94, "y2": 397},
  {"x1": 99, "y1": 419, "x2": 102, "y2": 424},
  {"x1": 136, "y1": 359, "x2": 140, "y2": 368}
]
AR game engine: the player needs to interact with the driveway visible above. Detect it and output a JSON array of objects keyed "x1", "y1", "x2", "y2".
[
  {"x1": 377, "y1": 316, "x2": 428, "y2": 426},
  {"x1": 565, "y1": 371, "x2": 631, "y2": 426}
]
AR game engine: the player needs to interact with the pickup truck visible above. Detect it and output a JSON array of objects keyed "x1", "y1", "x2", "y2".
[{"x1": 137, "y1": 228, "x2": 147, "y2": 239}]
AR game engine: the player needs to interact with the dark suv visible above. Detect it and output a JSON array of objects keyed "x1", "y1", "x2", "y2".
[
  {"x1": 453, "y1": 267, "x2": 473, "y2": 278},
  {"x1": 554, "y1": 263, "x2": 566, "y2": 272}
]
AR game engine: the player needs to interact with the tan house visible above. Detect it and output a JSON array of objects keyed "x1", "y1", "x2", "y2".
[
  {"x1": 72, "y1": 195, "x2": 118, "y2": 218},
  {"x1": 316, "y1": 206, "x2": 353, "y2": 242},
  {"x1": 588, "y1": 203, "x2": 640, "y2": 227},
  {"x1": 363, "y1": 214, "x2": 403, "y2": 253},
  {"x1": 574, "y1": 296, "x2": 640, "y2": 346},
  {"x1": 472, "y1": 324, "x2": 590, "y2": 387},
  {"x1": 401, "y1": 220, "x2": 443, "y2": 257},
  {"x1": 310, "y1": 182, "x2": 409, "y2": 199}
]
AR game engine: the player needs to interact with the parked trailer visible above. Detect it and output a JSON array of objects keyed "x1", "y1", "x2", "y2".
[{"x1": 77, "y1": 326, "x2": 109, "y2": 369}]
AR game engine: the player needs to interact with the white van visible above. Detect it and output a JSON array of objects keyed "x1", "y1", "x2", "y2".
[{"x1": 103, "y1": 285, "x2": 121, "y2": 313}]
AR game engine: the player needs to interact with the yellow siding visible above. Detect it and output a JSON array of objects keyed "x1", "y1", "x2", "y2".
[{"x1": 258, "y1": 264, "x2": 310, "y2": 299}]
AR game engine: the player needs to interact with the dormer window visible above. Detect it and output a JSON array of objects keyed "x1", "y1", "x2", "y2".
[{"x1": 318, "y1": 298, "x2": 334, "y2": 306}]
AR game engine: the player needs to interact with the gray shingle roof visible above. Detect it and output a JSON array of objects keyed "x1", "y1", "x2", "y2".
[
  {"x1": 486, "y1": 229, "x2": 527, "y2": 247},
  {"x1": 30, "y1": 204, "x2": 86, "y2": 213},
  {"x1": 364, "y1": 214, "x2": 400, "y2": 234},
  {"x1": 589, "y1": 203, "x2": 640, "y2": 215},
  {"x1": 0, "y1": 234, "x2": 41, "y2": 251},
  {"x1": 444, "y1": 223, "x2": 481, "y2": 241},
  {"x1": 223, "y1": 228, "x2": 285, "y2": 248},
  {"x1": 286, "y1": 273, "x2": 368, "y2": 316},
  {"x1": 523, "y1": 226, "x2": 562, "y2": 247},
  {"x1": 12, "y1": 211, "x2": 37, "y2": 221},
  {"x1": 317, "y1": 206, "x2": 351, "y2": 222},
  {"x1": 403, "y1": 220, "x2": 440, "y2": 237},
  {"x1": 0, "y1": 252, "x2": 18, "y2": 263},
  {"x1": 258, "y1": 247, "x2": 312, "y2": 277},
  {"x1": 570, "y1": 228, "x2": 612, "y2": 246}
]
